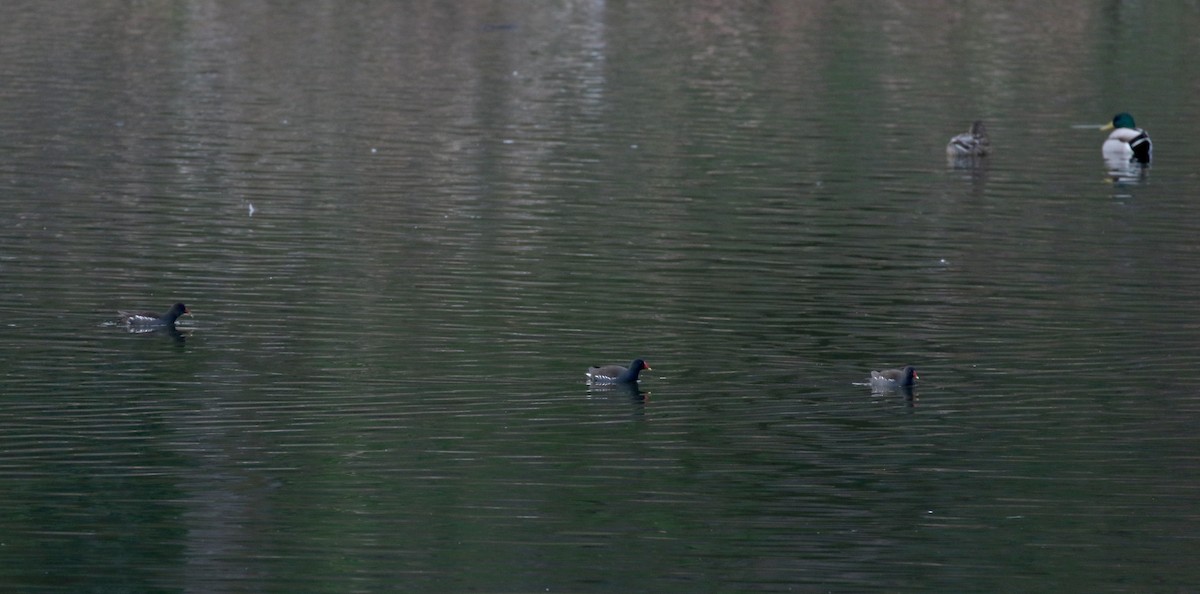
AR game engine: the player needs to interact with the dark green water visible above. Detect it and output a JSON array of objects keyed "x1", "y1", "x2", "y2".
[{"x1": 2, "y1": 2, "x2": 1199, "y2": 592}]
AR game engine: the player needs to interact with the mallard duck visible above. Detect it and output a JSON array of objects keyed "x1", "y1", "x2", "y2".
[
  {"x1": 946, "y1": 120, "x2": 991, "y2": 157},
  {"x1": 1101, "y1": 112, "x2": 1151, "y2": 164}
]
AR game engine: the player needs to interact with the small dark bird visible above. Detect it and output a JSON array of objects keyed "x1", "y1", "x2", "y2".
[
  {"x1": 946, "y1": 120, "x2": 991, "y2": 158},
  {"x1": 119, "y1": 303, "x2": 191, "y2": 327},
  {"x1": 586, "y1": 358, "x2": 651, "y2": 384},
  {"x1": 870, "y1": 365, "x2": 918, "y2": 390}
]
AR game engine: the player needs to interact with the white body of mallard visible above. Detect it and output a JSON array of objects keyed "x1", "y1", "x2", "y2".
[
  {"x1": 1102, "y1": 127, "x2": 1151, "y2": 164},
  {"x1": 1101, "y1": 113, "x2": 1151, "y2": 164}
]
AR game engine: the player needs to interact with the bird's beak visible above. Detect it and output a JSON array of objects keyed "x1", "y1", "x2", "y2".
[{"x1": 1101, "y1": 122, "x2": 1115, "y2": 132}]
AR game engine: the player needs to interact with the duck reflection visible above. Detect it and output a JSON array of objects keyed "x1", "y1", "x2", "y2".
[
  {"x1": 125, "y1": 324, "x2": 189, "y2": 344},
  {"x1": 871, "y1": 385, "x2": 917, "y2": 408},
  {"x1": 1105, "y1": 153, "x2": 1149, "y2": 185},
  {"x1": 947, "y1": 153, "x2": 992, "y2": 193},
  {"x1": 586, "y1": 381, "x2": 647, "y2": 403},
  {"x1": 947, "y1": 152, "x2": 990, "y2": 170}
]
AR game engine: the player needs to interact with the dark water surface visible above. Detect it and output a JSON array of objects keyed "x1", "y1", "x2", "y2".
[{"x1": 3, "y1": 2, "x2": 1200, "y2": 592}]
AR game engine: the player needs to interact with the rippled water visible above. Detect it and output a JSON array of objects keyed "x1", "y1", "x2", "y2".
[{"x1": 3, "y1": 1, "x2": 1200, "y2": 592}]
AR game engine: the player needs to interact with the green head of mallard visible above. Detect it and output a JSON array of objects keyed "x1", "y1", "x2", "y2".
[{"x1": 1102, "y1": 112, "x2": 1138, "y2": 131}]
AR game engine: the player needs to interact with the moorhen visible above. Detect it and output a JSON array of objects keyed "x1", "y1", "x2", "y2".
[
  {"x1": 586, "y1": 358, "x2": 651, "y2": 384},
  {"x1": 870, "y1": 365, "x2": 918, "y2": 390},
  {"x1": 119, "y1": 303, "x2": 191, "y2": 327},
  {"x1": 946, "y1": 120, "x2": 991, "y2": 158}
]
